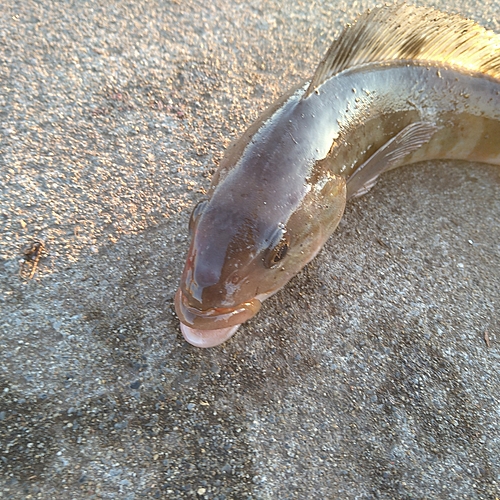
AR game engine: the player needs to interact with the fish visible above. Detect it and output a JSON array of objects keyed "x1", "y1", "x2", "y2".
[{"x1": 175, "y1": 4, "x2": 500, "y2": 347}]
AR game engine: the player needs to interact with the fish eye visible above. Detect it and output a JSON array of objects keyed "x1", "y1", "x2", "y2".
[
  {"x1": 263, "y1": 230, "x2": 290, "y2": 269},
  {"x1": 188, "y1": 200, "x2": 207, "y2": 235}
]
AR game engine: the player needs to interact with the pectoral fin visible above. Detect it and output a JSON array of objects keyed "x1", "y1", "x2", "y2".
[{"x1": 346, "y1": 121, "x2": 438, "y2": 199}]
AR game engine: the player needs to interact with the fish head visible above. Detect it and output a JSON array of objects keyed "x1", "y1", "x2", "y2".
[{"x1": 175, "y1": 170, "x2": 347, "y2": 347}]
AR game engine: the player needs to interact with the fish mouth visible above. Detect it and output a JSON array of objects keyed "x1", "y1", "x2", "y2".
[
  {"x1": 180, "y1": 323, "x2": 241, "y2": 348},
  {"x1": 174, "y1": 289, "x2": 261, "y2": 347}
]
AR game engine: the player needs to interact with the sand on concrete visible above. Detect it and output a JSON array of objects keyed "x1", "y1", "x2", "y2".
[{"x1": 0, "y1": 0, "x2": 499, "y2": 498}]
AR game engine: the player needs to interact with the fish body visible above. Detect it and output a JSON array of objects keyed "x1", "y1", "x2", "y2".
[{"x1": 175, "y1": 4, "x2": 500, "y2": 347}]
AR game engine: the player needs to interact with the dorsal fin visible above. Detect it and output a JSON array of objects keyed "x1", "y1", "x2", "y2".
[{"x1": 303, "y1": 3, "x2": 500, "y2": 98}]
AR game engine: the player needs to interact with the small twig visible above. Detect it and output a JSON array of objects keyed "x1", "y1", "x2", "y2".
[
  {"x1": 20, "y1": 241, "x2": 45, "y2": 279},
  {"x1": 484, "y1": 331, "x2": 491, "y2": 348}
]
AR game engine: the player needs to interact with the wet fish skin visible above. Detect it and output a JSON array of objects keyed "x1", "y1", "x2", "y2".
[
  {"x1": 175, "y1": 4, "x2": 500, "y2": 347},
  {"x1": 175, "y1": 84, "x2": 348, "y2": 345}
]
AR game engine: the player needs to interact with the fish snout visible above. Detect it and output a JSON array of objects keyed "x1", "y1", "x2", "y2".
[
  {"x1": 192, "y1": 263, "x2": 220, "y2": 289},
  {"x1": 182, "y1": 253, "x2": 222, "y2": 304},
  {"x1": 174, "y1": 288, "x2": 261, "y2": 339}
]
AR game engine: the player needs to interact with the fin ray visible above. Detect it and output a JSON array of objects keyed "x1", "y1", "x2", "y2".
[
  {"x1": 304, "y1": 4, "x2": 500, "y2": 98},
  {"x1": 346, "y1": 121, "x2": 438, "y2": 199}
]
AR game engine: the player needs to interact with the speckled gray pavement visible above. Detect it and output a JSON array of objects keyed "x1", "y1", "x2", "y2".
[{"x1": 1, "y1": 0, "x2": 499, "y2": 498}]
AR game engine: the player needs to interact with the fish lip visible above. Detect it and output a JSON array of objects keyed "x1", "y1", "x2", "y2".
[
  {"x1": 174, "y1": 288, "x2": 261, "y2": 331},
  {"x1": 180, "y1": 323, "x2": 241, "y2": 348}
]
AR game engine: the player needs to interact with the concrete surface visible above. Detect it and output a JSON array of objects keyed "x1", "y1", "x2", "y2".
[{"x1": 0, "y1": 0, "x2": 499, "y2": 498}]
